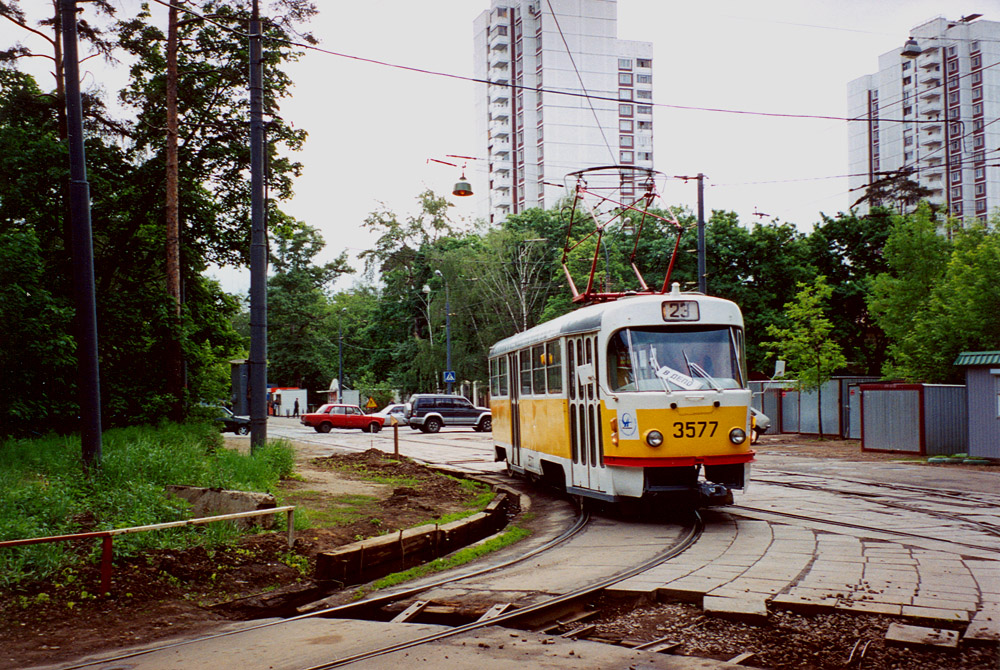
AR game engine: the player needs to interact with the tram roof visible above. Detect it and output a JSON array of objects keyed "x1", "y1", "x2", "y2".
[{"x1": 489, "y1": 292, "x2": 742, "y2": 357}]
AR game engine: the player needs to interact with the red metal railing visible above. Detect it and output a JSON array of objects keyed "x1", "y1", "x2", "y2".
[{"x1": 0, "y1": 506, "x2": 296, "y2": 595}]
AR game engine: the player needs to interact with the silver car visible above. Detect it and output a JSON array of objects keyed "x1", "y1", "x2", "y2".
[{"x1": 373, "y1": 403, "x2": 410, "y2": 427}]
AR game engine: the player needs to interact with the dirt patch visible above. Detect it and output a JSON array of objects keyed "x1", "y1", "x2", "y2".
[
  {"x1": 755, "y1": 434, "x2": 998, "y2": 472},
  {"x1": 0, "y1": 448, "x2": 485, "y2": 670},
  {"x1": 590, "y1": 596, "x2": 998, "y2": 670}
]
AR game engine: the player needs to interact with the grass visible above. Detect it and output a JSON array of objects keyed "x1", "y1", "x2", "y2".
[
  {"x1": 352, "y1": 525, "x2": 531, "y2": 599},
  {"x1": 0, "y1": 422, "x2": 296, "y2": 588}
]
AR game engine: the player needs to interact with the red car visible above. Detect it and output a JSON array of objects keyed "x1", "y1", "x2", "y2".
[{"x1": 300, "y1": 404, "x2": 384, "y2": 433}]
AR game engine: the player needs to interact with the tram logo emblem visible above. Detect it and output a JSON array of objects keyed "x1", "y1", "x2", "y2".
[{"x1": 620, "y1": 412, "x2": 637, "y2": 438}]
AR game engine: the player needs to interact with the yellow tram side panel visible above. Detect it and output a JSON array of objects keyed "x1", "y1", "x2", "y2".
[
  {"x1": 600, "y1": 401, "x2": 753, "y2": 462},
  {"x1": 489, "y1": 396, "x2": 571, "y2": 462},
  {"x1": 517, "y1": 396, "x2": 572, "y2": 460}
]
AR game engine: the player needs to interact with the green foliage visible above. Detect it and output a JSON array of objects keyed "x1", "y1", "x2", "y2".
[
  {"x1": 0, "y1": 423, "x2": 296, "y2": 587},
  {"x1": 763, "y1": 275, "x2": 847, "y2": 393},
  {"x1": 353, "y1": 525, "x2": 531, "y2": 599},
  {"x1": 870, "y1": 207, "x2": 1000, "y2": 381}
]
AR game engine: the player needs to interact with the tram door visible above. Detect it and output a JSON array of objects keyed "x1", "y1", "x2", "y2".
[
  {"x1": 507, "y1": 352, "x2": 522, "y2": 468},
  {"x1": 567, "y1": 334, "x2": 602, "y2": 491}
]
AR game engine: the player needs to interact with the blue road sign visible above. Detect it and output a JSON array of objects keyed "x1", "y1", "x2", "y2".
[{"x1": 443, "y1": 371, "x2": 456, "y2": 383}]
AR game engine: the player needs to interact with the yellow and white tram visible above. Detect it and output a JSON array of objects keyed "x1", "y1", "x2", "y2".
[{"x1": 488, "y1": 283, "x2": 754, "y2": 506}]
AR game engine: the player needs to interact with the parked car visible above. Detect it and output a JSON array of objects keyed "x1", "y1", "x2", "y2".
[
  {"x1": 373, "y1": 403, "x2": 410, "y2": 427},
  {"x1": 751, "y1": 407, "x2": 770, "y2": 444},
  {"x1": 216, "y1": 407, "x2": 251, "y2": 436},
  {"x1": 300, "y1": 403, "x2": 384, "y2": 433},
  {"x1": 406, "y1": 394, "x2": 492, "y2": 433}
]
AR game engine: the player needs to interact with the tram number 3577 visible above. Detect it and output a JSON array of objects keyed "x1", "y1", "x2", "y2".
[{"x1": 672, "y1": 421, "x2": 718, "y2": 438}]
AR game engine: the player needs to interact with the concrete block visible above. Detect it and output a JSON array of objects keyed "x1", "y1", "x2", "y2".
[
  {"x1": 165, "y1": 485, "x2": 276, "y2": 529},
  {"x1": 770, "y1": 592, "x2": 838, "y2": 614},
  {"x1": 901, "y1": 605, "x2": 970, "y2": 623},
  {"x1": 964, "y1": 609, "x2": 1000, "y2": 643},
  {"x1": 835, "y1": 600, "x2": 902, "y2": 616},
  {"x1": 886, "y1": 623, "x2": 959, "y2": 649},
  {"x1": 703, "y1": 594, "x2": 768, "y2": 624}
]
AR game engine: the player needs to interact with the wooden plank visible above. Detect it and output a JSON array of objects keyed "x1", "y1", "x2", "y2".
[
  {"x1": 726, "y1": 652, "x2": 757, "y2": 665},
  {"x1": 477, "y1": 603, "x2": 513, "y2": 622},
  {"x1": 390, "y1": 600, "x2": 429, "y2": 623},
  {"x1": 561, "y1": 624, "x2": 596, "y2": 639}
]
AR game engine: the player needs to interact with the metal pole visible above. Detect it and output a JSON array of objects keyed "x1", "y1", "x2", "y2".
[
  {"x1": 338, "y1": 318, "x2": 343, "y2": 401},
  {"x1": 59, "y1": 0, "x2": 102, "y2": 470},
  {"x1": 445, "y1": 280, "x2": 452, "y2": 394},
  {"x1": 248, "y1": 0, "x2": 268, "y2": 450},
  {"x1": 697, "y1": 173, "x2": 707, "y2": 294}
]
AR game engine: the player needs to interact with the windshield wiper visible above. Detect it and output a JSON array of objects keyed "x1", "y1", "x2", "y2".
[{"x1": 683, "y1": 351, "x2": 723, "y2": 392}]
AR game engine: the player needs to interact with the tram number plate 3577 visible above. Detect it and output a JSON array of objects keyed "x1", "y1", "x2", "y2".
[
  {"x1": 672, "y1": 421, "x2": 718, "y2": 438},
  {"x1": 662, "y1": 300, "x2": 700, "y2": 321}
]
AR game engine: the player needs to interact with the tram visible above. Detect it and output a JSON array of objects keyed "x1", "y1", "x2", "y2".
[
  {"x1": 487, "y1": 166, "x2": 754, "y2": 506},
  {"x1": 488, "y1": 285, "x2": 753, "y2": 506}
]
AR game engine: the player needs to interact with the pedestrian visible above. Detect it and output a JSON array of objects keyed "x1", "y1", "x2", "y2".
[
  {"x1": 293, "y1": 398, "x2": 299, "y2": 417},
  {"x1": 274, "y1": 397, "x2": 281, "y2": 417}
]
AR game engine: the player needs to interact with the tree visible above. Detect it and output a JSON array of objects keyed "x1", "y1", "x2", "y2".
[
  {"x1": 267, "y1": 217, "x2": 351, "y2": 394},
  {"x1": 763, "y1": 276, "x2": 847, "y2": 438},
  {"x1": 868, "y1": 204, "x2": 952, "y2": 381},
  {"x1": 806, "y1": 208, "x2": 893, "y2": 374}
]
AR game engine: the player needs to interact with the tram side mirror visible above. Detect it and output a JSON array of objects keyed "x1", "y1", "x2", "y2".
[
  {"x1": 773, "y1": 360, "x2": 786, "y2": 379},
  {"x1": 576, "y1": 363, "x2": 596, "y2": 386}
]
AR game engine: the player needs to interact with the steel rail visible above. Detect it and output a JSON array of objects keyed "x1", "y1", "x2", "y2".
[
  {"x1": 57, "y1": 506, "x2": 592, "y2": 670},
  {"x1": 750, "y1": 476, "x2": 1000, "y2": 538},
  {"x1": 728, "y1": 504, "x2": 1000, "y2": 554},
  {"x1": 301, "y1": 511, "x2": 704, "y2": 669}
]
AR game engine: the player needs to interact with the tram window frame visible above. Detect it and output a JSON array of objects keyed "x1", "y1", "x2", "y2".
[
  {"x1": 519, "y1": 349, "x2": 532, "y2": 395},
  {"x1": 546, "y1": 341, "x2": 562, "y2": 393},
  {"x1": 499, "y1": 357, "x2": 508, "y2": 396},
  {"x1": 532, "y1": 344, "x2": 546, "y2": 394}
]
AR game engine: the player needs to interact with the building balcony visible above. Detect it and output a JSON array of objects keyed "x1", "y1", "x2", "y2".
[
  {"x1": 491, "y1": 138, "x2": 511, "y2": 153},
  {"x1": 489, "y1": 86, "x2": 510, "y2": 103},
  {"x1": 492, "y1": 173, "x2": 512, "y2": 189},
  {"x1": 489, "y1": 31, "x2": 509, "y2": 51},
  {"x1": 490, "y1": 104, "x2": 510, "y2": 121}
]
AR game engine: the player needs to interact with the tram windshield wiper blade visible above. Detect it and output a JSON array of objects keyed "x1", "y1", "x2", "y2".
[{"x1": 683, "y1": 351, "x2": 723, "y2": 392}]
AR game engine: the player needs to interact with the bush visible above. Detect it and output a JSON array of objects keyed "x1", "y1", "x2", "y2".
[{"x1": 0, "y1": 422, "x2": 296, "y2": 587}]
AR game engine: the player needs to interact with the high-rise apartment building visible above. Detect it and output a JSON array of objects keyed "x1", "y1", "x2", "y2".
[
  {"x1": 847, "y1": 15, "x2": 1000, "y2": 222},
  {"x1": 473, "y1": 0, "x2": 653, "y2": 223}
]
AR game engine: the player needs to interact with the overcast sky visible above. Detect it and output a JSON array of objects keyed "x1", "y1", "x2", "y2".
[{"x1": 7, "y1": 0, "x2": 993, "y2": 294}]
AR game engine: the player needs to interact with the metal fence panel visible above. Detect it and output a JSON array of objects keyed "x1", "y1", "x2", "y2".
[
  {"x1": 847, "y1": 385, "x2": 862, "y2": 440},
  {"x1": 967, "y1": 370, "x2": 1000, "y2": 458},
  {"x1": 923, "y1": 385, "x2": 968, "y2": 455},
  {"x1": 837, "y1": 377, "x2": 879, "y2": 438},
  {"x1": 798, "y1": 380, "x2": 840, "y2": 436},
  {"x1": 781, "y1": 389, "x2": 800, "y2": 433},
  {"x1": 862, "y1": 387, "x2": 921, "y2": 453}
]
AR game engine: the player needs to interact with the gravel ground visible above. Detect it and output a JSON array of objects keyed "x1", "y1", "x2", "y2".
[{"x1": 589, "y1": 597, "x2": 998, "y2": 669}]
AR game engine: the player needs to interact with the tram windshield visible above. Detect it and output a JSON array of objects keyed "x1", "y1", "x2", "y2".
[{"x1": 607, "y1": 325, "x2": 744, "y2": 392}]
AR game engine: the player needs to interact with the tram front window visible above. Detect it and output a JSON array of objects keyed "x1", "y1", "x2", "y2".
[{"x1": 608, "y1": 326, "x2": 744, "y2": 392}]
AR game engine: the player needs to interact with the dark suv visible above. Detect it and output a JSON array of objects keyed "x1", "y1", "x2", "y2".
[{"x1": 406, "y1": 394, "x2": 492, "y2": 433}]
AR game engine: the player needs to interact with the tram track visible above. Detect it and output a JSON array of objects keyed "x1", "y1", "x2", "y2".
[
  {"x1": 299, "y1": 510, "x2": 704, "y2": 669},
  {"x1": 727, "y1": 503, "x2": 1000, "y2": 554},
  {"x1": 56, "y1": 506, "x2": 591, "y2": 670},
  {"x1": 751, "y1": 474, "x2": 1000, "y2": 540}
]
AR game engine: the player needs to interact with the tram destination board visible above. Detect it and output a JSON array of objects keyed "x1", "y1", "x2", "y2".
[{"x1": 662, "y1": 300, "x2": 699, "y2": 321}]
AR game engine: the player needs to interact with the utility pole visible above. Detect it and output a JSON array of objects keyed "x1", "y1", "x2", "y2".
[
  {"x1": 248, "y1": 0, "x2": 268, "y2": 450},
  {"x1": 696, "y1": 173, "x2": 706, "y2": 294},
  {"x1": 59, "y1": 0, "x2": 102, "y2": 469},
  {"x1": 165, "y1": 0, "x2": 185, "y2": 421}
]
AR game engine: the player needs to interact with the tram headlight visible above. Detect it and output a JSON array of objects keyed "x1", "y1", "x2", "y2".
[
  {"x1": 645, "y1": 430, "x2": 664, "y2": 447},
  {"x1": 729, "y1": 428, "x2": 747, "y2": 445}
]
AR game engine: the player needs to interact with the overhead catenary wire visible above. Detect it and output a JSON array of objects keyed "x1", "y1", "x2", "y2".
[{"x1": 145, "y1": 0, "x2": 977, "y2": 127}]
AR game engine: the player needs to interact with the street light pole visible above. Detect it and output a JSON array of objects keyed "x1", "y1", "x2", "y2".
[
  {"x1": 338, "y1": 308, "x2": 346, "y2": 402},
  {"x1": 435, "y1": 270, "x2": 452, "y2": 394}
]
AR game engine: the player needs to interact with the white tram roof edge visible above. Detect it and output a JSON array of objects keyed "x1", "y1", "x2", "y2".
[{"x1": 489, "y1": 292, "x2": 744, "y2": 358}]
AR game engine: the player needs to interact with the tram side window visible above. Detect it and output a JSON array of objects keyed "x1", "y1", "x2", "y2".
[
  {"x1": 532, "y1": 345, "x2": 546, "y2": 394},
  {"x1": 490, "y1": 358, "x2": 509, "y2": 397},
  {"x1": 546, "y1": 341, "x2": 562, "y2": 393},
  {"x1": 519, "y1": 349, "x2": 532, "y2": 394}
]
